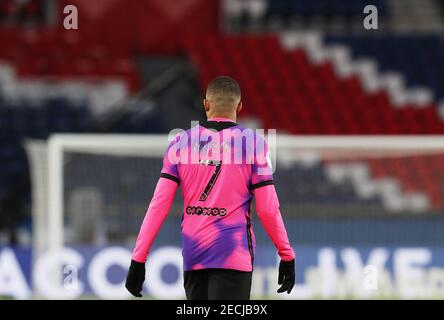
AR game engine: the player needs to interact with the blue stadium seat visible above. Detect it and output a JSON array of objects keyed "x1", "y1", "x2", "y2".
[
  {"x1": 274, "y1": 164, "x2": 381, "y2": 208},
  {"x1": 268, "y1": 0, "x2": 386, "y2": 16},
  {"x1": 325, "y1": 35, "x2": 444, "y2": 102}
]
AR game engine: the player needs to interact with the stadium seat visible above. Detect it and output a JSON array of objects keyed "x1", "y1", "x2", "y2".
[{"x1": 185, "y1": 34, "x2": 444, "y2": 134}]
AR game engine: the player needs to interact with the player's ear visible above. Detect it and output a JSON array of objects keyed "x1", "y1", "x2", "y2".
[
  {"x1": 203, "y1": 99, "x2": 210, "y2": 112},
  {"x1": 236, "y1": 101, "x2": 243, "y2": 114}
]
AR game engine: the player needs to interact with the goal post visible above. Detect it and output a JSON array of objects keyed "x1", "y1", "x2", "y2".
[
  {"x1": 25, "y1": 134, "x2": 444, "y2": 298},
  {"x1": 46, "y1": 134, "x2": 170, "y2": 255},
  {"x1": 34, "y1": 133, "x2": 444, "y2": 251},
  {"x1": 26, "y1": 134, "x2": 172, "y2": 297}
]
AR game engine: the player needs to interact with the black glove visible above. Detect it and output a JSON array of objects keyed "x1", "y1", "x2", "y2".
[
  {"x1": 125, "y1": 260, "x2": 145, "y2": 297},
  {"x1": 277, "y1": 259, "x2": 295, "y2": 294}
]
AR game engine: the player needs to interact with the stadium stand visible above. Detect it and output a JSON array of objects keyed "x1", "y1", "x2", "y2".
[
  {"x1": 223, "y1": 0, "x2": 388, "y2": 32},
  {"x1": 325, "y1": 34, "x2": 444, "y2": 104},
  {"x1": 366, "y1": 155, "x2": 444, "y2": 208},
  {"x1": 185, "y1": 34, "x2": 444, "y2": 134},
  {"x1": 0, "y1": 0, "x2": 45, "y2": 26},
  {"x1": 2, "y1": 0, "x2": 444, "y2": 245}
]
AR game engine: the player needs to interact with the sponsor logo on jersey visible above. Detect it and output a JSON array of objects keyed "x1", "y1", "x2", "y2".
[{"x1": 186, "y1": 206, "x2": 228, "y2": 217}]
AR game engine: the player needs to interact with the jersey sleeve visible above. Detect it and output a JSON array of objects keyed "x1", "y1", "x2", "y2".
[
  {"x1": 159, "y1": 134, "x2": 181, "y2": 184},
  {"x1": 251, "y1": 134, "x2": 274, "y2": 190},
  {"x1": 252, "y1": 134, "x2": 295, "y2": 261},
  {"x1": 131, "y1": 138, "x2": 181, "y2": 263},
  {"x1": 131, "y1": 177, "x2": 179, "y2": 263},
  {"x1": 254, "y1": 184, "x2": 295, "y2": 261}
]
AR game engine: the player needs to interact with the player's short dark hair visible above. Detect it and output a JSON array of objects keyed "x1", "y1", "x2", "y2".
[{"x1": 206, "y1": 76, "x2": 241, "y2": 108}]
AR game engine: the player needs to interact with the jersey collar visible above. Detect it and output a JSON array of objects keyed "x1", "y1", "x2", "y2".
[{"x1": 202, "y1": 119, "x2": 238, "y2": 131}]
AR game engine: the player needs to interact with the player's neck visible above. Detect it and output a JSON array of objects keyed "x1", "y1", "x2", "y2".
[{"x1": 207, "y1": 113, "x2": 236, "y2": 123}]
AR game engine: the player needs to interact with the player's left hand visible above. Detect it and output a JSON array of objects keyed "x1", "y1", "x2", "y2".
[
  {"x1": 125, "y1": 260, "x2": 145, "y2": 298},
  {"x1": 277, "y1": 259, "x2": 295, "y2": 294}
]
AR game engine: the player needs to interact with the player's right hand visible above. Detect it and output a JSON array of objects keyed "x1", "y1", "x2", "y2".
[
  {"x1": 125, "y1": 259, "x2": 145, "y2": 298},
  {"x1": 277, "y1": 259, "x2": 295, "y2": 294}
]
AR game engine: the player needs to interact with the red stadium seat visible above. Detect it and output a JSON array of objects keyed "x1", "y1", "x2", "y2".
[{"x1": 185, "y1": 34, "x2": 444, "y2": 135}]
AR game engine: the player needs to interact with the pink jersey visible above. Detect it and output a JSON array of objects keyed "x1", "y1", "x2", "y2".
[{"x1": 132, "y1": 118, "x2": 295, "y2": 272}]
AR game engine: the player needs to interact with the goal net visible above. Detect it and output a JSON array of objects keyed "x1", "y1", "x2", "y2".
[{"x1": 25, "y1": 134, "x2": 444, "y2": 299}]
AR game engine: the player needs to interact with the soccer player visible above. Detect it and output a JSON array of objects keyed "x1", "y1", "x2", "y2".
[{"x1": 125, "y1": 76, "x2": 295, "y2": 300}]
